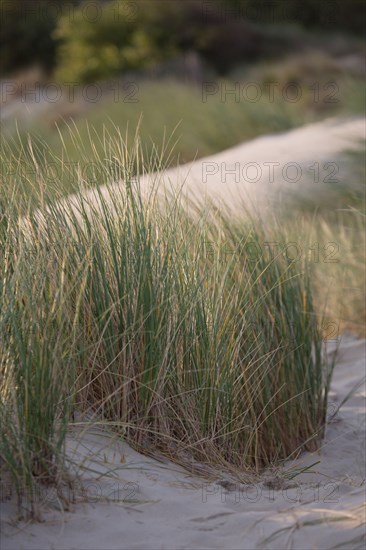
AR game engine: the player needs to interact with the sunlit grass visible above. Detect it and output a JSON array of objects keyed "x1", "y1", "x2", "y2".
[
  {"x1": 0, "y1": 129, "x2": 337, "y2": 515},
  {"x1": 280, "y1": 144, "x2": 366, "y2": 336}
]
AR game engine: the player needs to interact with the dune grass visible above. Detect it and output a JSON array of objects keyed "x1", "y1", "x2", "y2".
[
  {"x1": 291, "y1": 210, "x2": 365, "y2": 338},
  {"x1": 0, "y1": 130, "x2": 337, "y2": 515},
  {"x1": 280, "y1": 144, "x2": 366, "y2": 337}
]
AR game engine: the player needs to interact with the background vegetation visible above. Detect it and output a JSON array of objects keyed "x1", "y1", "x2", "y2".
[{"x1": 1, "y1": 0, "x2": 365, "y2": 79}]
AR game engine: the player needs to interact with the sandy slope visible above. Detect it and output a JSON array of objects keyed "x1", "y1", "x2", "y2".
[
  {"x1": 72, "y1": 116, "x2": 365, "y2": 217},
  {"x1": 1, "y1": 335, "x2": 365, "y2": 550},
  {"x1": 4, "y1": 118, "x2": 365, "y2": 549},
  {"x1": 22, "y1": 116, "x2": 365, "y2": 232}
]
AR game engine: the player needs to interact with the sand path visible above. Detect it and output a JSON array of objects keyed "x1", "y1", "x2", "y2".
[{"x1": 73, "y1": 115, "x2": 365, "y2": 216}]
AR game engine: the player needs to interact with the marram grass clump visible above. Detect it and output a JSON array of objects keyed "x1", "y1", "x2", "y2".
[{"x1": 0, "y1": 131, "x2": 332, "y2": 513}]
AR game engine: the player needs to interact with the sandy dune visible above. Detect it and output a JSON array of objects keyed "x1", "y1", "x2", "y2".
[
  {"x1": 3, "y1": 118, "x2": 365, "y2": 549},
  {"x1": 21, "y1": 116, "x2": 365, "y2": 233},
  {"x1": 72, "y1": 115, "x2": 365, "y2": 217},
  {"x1": 1, "y1": 335, "x2": 365, "y2": 550}
]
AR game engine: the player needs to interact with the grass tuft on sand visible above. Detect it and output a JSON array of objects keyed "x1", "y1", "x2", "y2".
[{"x1": 2, "y1": 128, "x2": 361, "y2": 517}]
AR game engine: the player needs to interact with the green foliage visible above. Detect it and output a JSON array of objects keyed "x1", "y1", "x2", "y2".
[
  {"x1": 54, "y1": 0, "x2": 294, "y2": 83},
  {"x1": 54, "y1": 0, "x2": 176, "y2": 83}
]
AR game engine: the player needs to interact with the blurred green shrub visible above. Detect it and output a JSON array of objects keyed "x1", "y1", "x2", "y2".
[
  {"x1": 54, "y1": 1, "x2": 169, "y2": 83},
  {"x1": 54, "y1": 0, "x2": 265, "y2": 83},
  {"x1": 53, "y1": 0, "x2": 366, "y2": 84}
]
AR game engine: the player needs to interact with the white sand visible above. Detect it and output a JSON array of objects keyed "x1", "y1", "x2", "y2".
[
  {"x1": 4, "y1": 118, "x2": 365, "y2": 548},
  {"x1": 1, "y1": 335, "x2": 365, "y2": 550},
  {"x1": 75, "y1": 115, "x2": 365, "y2": 217},
  {"x1": 22, "y1": 116, "x2": 365, "y2": 230}
]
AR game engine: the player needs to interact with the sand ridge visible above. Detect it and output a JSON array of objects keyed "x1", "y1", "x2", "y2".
[{"x1": 75, "y1": 116, "x2": 365, "y2": 216}]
